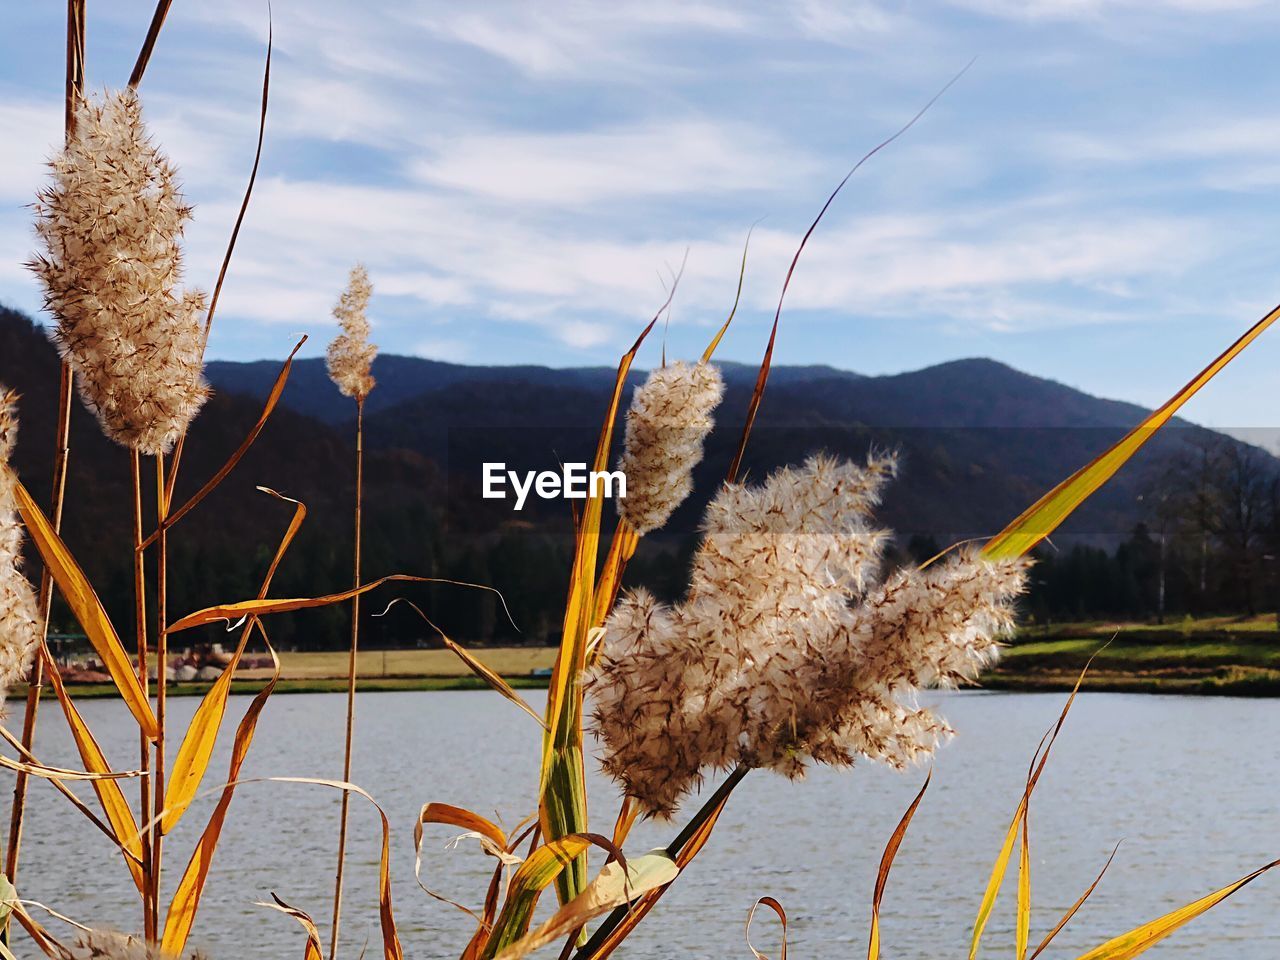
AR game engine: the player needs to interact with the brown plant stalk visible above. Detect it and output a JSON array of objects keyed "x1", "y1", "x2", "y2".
[
  {"x1": 132, "y1": 449, "x2": 155, "y2": 938},
  {"x1": 148, "y1": 454, "x2": 169, "y2": 944},
  {"x1": 326, "y1": 264, "x2": 376, "y2": 958},
  {"x1": 3, "y1": 0, "x2": 85, "y2": 907},
  {"x1": 330, "y1": 397, "x2": 365, "y2": 959}
]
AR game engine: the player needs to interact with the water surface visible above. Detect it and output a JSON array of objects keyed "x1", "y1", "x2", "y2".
[{"x1": 10, "y1": 690, "x2": 1280, "y2": 958}]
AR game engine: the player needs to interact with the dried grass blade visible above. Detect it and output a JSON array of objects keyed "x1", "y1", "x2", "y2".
[
  {"x1": 163, "y1": 490, "x2": 304, "y2": 833},
  {"x1": 982, "y1": 301, "x2": 1280, "y2": 559},
  {"x1": 541, "y1": 307, "x2": 665, "y2": 908},
  {"x1": 481, "y1": 835, "x2": 623, "y2": 960},
  {"x1": 168, "y1": 573, "x2": 509, "y2": 634},
  {"x1": 590, "y1": 524, "x2": 638, "y2": 634},
  {"x1": 868, "y1": 772, "x2": 930, "y2": 960},
  {"x1": 259, "y1": 894, "x2": 323, "y2": 960},
  {"x1": 127, "y1": 0, "x2": 173, "y2": 89},
  {"x1": 256, "y1": 777, "x2": 403, "y2": 960},
  {"x1": 727, "y1": 67, "x2": 969, "y2": 482},
  {"x1": 0, "y1": 752, "x2": 136, "y2": 783},
  {"x1": 1071, "y1": 858, "x2": 1280, "y2": 960},
  {"x1": 493, "y1": 851, "x2": 678, "y2": 960},
  {"x1": 700, "y1": 223, "x2": 755, "y2": 363},
  {"x1": 970, "y1": 660, "x2": 1093, "y2": 960},
  {"x1": 385, "y1": 600, "x2": 544, "y2": 728},
  {"x1": 202, "y1": 16, "x2": 270, "y2": 347},
  {"x1": 145, "y1": 338, "x2": 306, "y2": 548},
  {"x1": 414, "y1": 802, "x2": 516, "y2": 919},
  {"x1": 6, "y1": 467, "x2": 157, "y2": 738},
  {"x1": 745, "y1": 897, "x2": 787, "y2": 960},
  {"x1": 6, "y1": 900, "x2": 70, "y2": 960},
  {"x1": 1028, "y1": 843, "x2": 1120, "y2": 960},
  {"x1": 463, "y1": 822, "x2": 541, "y2": 960},
  {"x1": 40, "y1": 650, "x2": 146, "y2": 892},
  {"x1": 1017, "y1": 804, "x2": 1031, "y2": 960},
  {"x1": 576, "y1": 767, "x2": 745, "y2": 960},
  {"x1": 162, "y1": 623, "x2": 281, "y2": 956}
]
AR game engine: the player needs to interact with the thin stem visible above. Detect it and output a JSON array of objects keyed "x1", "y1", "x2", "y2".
[
  {"x1": 3, "y1": 1, "x2": 84, "y2": 910},
  {"x1": 132, "y1": 450, "x2": 155, "y2": 939},
  {"x1": 128, "y1": 0, "x2": 173, "y2": 89},
  {"x1": 149, "y1": 453, "x2": 169, "y2": 945},
  {"x1": 0, "y1": 726, "x2": 127, "y2": 855},
  {"x1": 573, "y1": 766, "x2": 749, "y2": 960},
  {"x1": 4, "y1": 361, "x2": 74, "y2": 887},
  {"x1": 329, "y1": 396, "x2": 365, "y2": 959}
]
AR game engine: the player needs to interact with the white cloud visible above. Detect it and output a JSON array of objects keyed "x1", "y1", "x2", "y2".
[
  {"x1": 413, "y1": 337, "x2": 471, "y2": 363},
  {"x1": 409, "y1": 119, "x2": 814, "y2": 206},
  {"x1": 0, "y1": 101, "x2": 59, "y2": 203}
]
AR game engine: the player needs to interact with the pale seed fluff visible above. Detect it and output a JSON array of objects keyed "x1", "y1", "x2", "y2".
[
  {"x1": 70, "y1": 930, "x2": 206, "y2": 960},
  {"x1": 0, "y1": 389, "x2": 43, "y2": 706},
  {"x1": 616, "y1": 361, "x2": 724, "y2": 534},
  {"x1": 29, "y1": 90, "x2": 209, "y2": 456},
  {"x1": 326, "y1": 264, "x2": 377, "y2": 400},
  {"x1": 589, "y1": 453, "x2": 1029, "y2": 817}
]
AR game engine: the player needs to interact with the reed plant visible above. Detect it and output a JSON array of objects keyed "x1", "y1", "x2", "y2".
[
  {"x1": 1, "y1": 9, "x2": 1279, "y2": 960},
  {"x1": 325, "y1": 263, "x2": 377, "y2": 958}
]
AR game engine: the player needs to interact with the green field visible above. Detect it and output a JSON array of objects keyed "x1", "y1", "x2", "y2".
[
  {"x1": 992, "y1": 617, "x2": 1280, "y2": 695},
  {"x1": 34, "y1": 623, "x2": 1280, "y2": 699}
]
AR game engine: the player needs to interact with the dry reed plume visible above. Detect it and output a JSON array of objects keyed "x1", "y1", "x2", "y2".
[
  {"x1": 70, "y1": 930, "x2": 203, "y2": 960},
  {"x1": 326, "y1": 261, "x2": 376, "y2": 959},
  {"x1": 326, "y1": 264, "x2": 377, "y2": 400},
  {"x1": 29, "y1": 90, "x2": 208, "y2": 456},
  {"x1": 0, "y1": 389, "x2": 42, "y2": 704},
  {"x1": 590, "y1": 453, "x2": 1029, "y2": 816},
  {"x1": 617, "y1": 360, "x2": 723, "y2": 534}
]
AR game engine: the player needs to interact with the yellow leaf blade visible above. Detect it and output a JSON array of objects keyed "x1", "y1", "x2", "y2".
[
  {"x1": 1016, "y1": 807, "x2": 1031, "y2": 960},
  {"x1": 482, "y1": 835, "x2": 615, "y2": 960},
  {"x1": 745, "y1": 896, "x2": 788, "y2": 960},
  {"x1": 983, "y1": 301, "x2": 1280, "y2": 559},
  {"x1": 493, "y1": 850, "x2": 679, "y2": 960},
  {"x1": 868, "y1": 773, "x2": 930, "y2": 960},
  {"x1": 1073, "y1": 859, "x2": 1280, "y2": 960},
  {"x1": 162, "y1": 625, "x2": 281, "y2": 956},
  {"x1": 163, "y1": 491, "x2": 305, "y2": 833},
  {"x1": 7, "y1": 468, "x2": 157, "y2": 739},
  {"x1": 259, "y1": 894, "x2": 323, "y2": 960},
  {"x1": 41, "y1": 650, "x2": 145, "y2": 893},
  {"x1": 168, "y1": 573, "x2": 500, "y2": 634}
]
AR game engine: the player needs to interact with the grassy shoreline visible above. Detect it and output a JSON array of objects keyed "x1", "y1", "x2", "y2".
[{"x1": 34, "y1": 621, "x2": 1280, "y2": 699}]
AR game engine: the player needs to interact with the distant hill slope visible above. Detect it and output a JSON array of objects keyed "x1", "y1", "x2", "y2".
[
  {"x1": 199, "y1": 315, "x2": 1252, "y2": 543},
  {"x1": 4, "y1": 303, "x2": 1274, "y2": 647},
  {"x1": 12, "y1": 304, "x2": 1261, "y2": 547},
  {"x1": 204, "y1": 354, "x2": 862, "y2": 425}
]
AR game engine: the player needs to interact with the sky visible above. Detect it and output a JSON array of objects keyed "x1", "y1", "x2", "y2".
[{"x1": 3, "y1": 1, "x2": 1280, "y2": 430}]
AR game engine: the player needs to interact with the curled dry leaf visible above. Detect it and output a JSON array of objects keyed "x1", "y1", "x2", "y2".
[
  {"x1": 492, "y1": 851, "x2": 678, "y2": 960},
  {"x1": 745, "y1": 896, "x2": 787, "y2": 960}
]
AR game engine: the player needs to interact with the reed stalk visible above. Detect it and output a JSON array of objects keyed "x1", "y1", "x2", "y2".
[
  {"x1": 330, "y1": 395, "x2": 365, "y2": 959},
  {"x1": 2, "y1": 366, "x2": 72, "y2": 888},
  {"x1": 148, "y1": 453, "x2": 169, "y2": 944},
  {"x1": 2, "y1": 0, "x2": 85, "y2": 906},
  {"x1": 131, "y1": 449, "x2": 154, "y2": 939}
]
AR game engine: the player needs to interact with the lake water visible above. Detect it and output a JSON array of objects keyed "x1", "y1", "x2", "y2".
[{"x1": 7, "y1": 690, "x2": 1280, "y2": 959}]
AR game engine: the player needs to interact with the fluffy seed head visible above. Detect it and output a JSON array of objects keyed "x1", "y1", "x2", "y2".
[
  {"x1": 616, "y1": 361, "x2": 723, "y2": 534},
  {"x1": 590, "y1": 453, "x2": 1029, "y2": 817},
  {"x1": 0, "y1": 390, "x2": 44, "y2": 705},
  {"x1": 70, "y1": 930, "x2": 206, "y2": 960},
  {"x1": 29, "y1": 90, "x2": 209, "y2": 455},
  {"x1": 326, "y1": 264, "x2": 377, "y2": 399}
]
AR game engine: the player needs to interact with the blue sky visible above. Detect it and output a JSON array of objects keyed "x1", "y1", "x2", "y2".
[{"x1": 3, "y1": 1, "x2": 1280, "y2": 429}]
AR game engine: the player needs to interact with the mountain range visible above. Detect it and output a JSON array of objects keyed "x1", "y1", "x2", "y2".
[{"x1": 1, "y1": 303, "x2": 1267, "y2": 645}]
